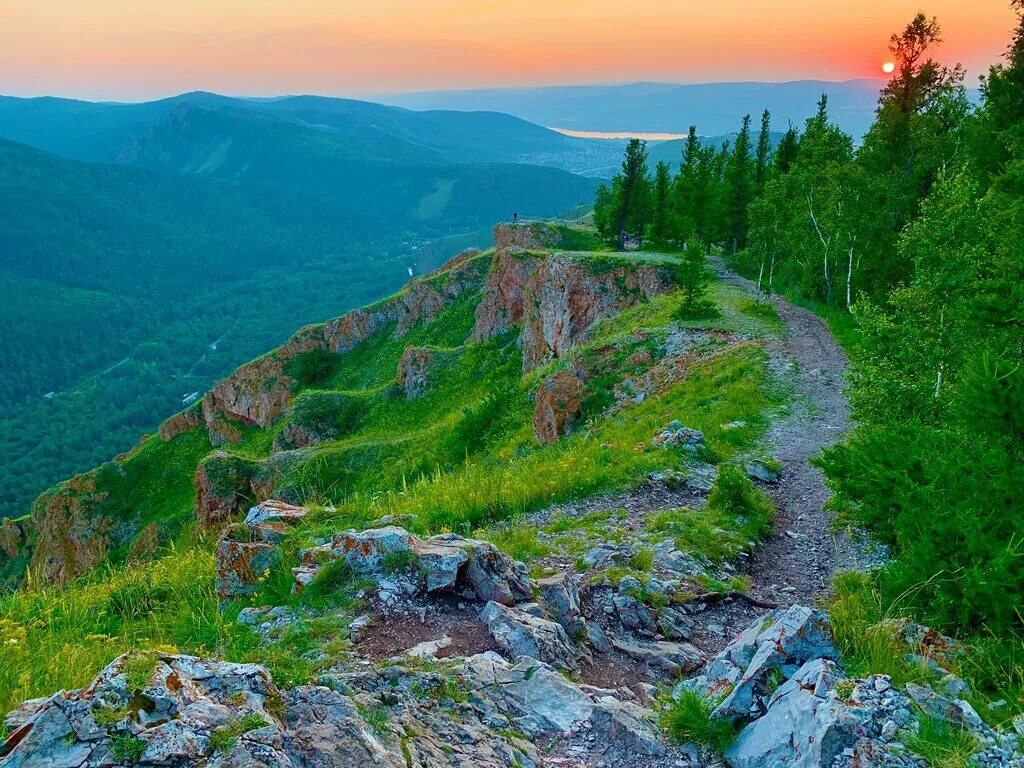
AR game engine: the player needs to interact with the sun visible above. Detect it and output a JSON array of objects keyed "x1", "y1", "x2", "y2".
[{"x1": 882, "y1": 61, "x2": 896, "y2": 74}]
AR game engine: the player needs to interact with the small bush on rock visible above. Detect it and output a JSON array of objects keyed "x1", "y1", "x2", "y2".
[{"x1": 660, "y1": 689, "x2": 737, "y2": 754}]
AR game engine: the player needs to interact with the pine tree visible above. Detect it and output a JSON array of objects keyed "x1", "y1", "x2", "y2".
[
  {"x1": 674, "y1": 240, "x2": 716, "y2": 317},
  {"x1": 674, "y1": 126, "x2": 702, "y2": 242},
  {"x1": 775, "y1": 126, "x2": 799, "y2": 173},
  {"x1": 754, "y1": 109, "x2": 772, "y2": 192},
  {"x1": 616, "y1": 139, "x2": 651, "y2": 250},
  {"x1": 649, "y1": 161, "x2": 673, "y2": 247},
  {"x1": 724, "y1": 115, "x2": 754, "y2": 253}
]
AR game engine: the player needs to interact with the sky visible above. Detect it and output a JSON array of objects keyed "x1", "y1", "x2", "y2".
[{"x1": 0, "y1": 0, "x2": 1018, "y2": 101}]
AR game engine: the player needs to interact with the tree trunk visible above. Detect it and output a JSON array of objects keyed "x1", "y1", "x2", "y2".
[{"x1": 846, "y1": 246, "x2": 854, "y2": 312}]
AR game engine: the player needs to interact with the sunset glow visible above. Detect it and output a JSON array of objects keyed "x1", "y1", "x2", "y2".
[
  {"x1": 0, "y1": 0, "x2": 1018, "y2": 100},
  {"x1": 882, "y1": 62, "x2": 897, "y2": 73}
]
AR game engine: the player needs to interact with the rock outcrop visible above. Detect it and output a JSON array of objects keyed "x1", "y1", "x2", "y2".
[
  {"x1": 222, "y1": 522, "x2": 533, "y2": 607},
  {"x1": 2, "y1": 646, "x2": 677, "y2": 768},
  {"x1": 533, "y1": 368, "x2": 583, "y2": 444},
  {"x1": 678, "y1": 607, "x2": 1024, "y2": 768},
  {"x1": 198, "y1": 252, "x2": 489, "y2": 444},
  {"x1": 396, "y1": 346, "x2": 435, "y2": 399},
  {"x1": 194, "y1": 452, "x2": 261, "y2": 528},
  {"x1": 0, "y1": 517, "x2": 24, "y2": 558},
  {"x1": 472, "y1": 224, "x2": 675, "y2": 371},
  {"x1": 28, "y1": 473, "x2": 114, "y2": 586}
]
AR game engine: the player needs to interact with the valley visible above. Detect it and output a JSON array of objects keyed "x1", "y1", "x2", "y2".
[{"x1": 1, "y1": 3, "x2": 1022, "y2": 767}]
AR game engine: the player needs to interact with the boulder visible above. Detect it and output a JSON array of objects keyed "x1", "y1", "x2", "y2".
[
  {"x1": 726, "y1": 659, "x2": 860, "y2": 768},
  {"x1": 243, "y1": 500, "x2": 309, "y2": 544},
  {"x1": 536, "y1": 572, "x2": 585, "y2": 635},
  {"x1": 416, "y1": 539, "x2": 470, "y2": 593},
  {"x1": 696, "y1": 605, "x2": 839, "y2": 721},
  {"x1": 459, "y1": 654, "x2": 593, "y2": 735},
  {"x1": 480, "y1": 602, "x2": 585, "y2": 672},
  {"x1": 452, "y1": 536, "x2": 532, "y2": 606},
  {"x1": 215, "y1": 525, "x2": 280, "y2": 600}
]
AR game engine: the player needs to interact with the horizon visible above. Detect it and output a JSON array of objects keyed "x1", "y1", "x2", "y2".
[
  {"x1": 0, "y1": 0, "x2": 1016, "y2": 102},
  {"x1": 0, "y1": 76, "x2": 893, "y2": 107}
]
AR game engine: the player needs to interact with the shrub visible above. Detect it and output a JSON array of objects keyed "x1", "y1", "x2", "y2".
[
  {"x1": 285, "y1": 349, "x2": 344, "y2": 389},
  {"x1": 706, "y1": 465, "x2": 774, "y2": 538},
  {"x1": 110, "y1": 735, "x2": 146, "y2": 762}
]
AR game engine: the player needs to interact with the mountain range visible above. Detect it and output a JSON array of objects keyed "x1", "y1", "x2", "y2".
[{"x1": 379, "y1": 79, "x2": 890, "y2": 138}]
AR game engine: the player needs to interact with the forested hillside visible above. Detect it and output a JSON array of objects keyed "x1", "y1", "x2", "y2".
[
  {"x1": 0, "y1": 138, "x2": 409, "y2": 519},
  {"x1": 0, "y1": 92, "x2": 599, "y2": 519},
  {"x1": 592, "y1": 6, "x2": 1024, "y2": 691}
]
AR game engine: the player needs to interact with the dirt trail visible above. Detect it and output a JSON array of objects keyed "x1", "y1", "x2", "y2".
[{"x1": 688, "y1": 263, "x2": 858, "y2": 651}]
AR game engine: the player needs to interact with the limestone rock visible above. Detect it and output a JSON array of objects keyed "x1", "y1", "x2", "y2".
[
  {"x1": 726, "y1": 659, "x2": 859, "y2": 768},
  {"x1": 459, "y1": 653, "x2": 593, "y2": 734},
  {"x1": 695, "y1": 605, "x2": 839, "y2": 721},
  {"x1": 450, "y1": 536, "x2": 533, "y2": 606},
  {"x1": 215, "y1": 525, "x2": 280, "y2": 600},
  {"x1": 611, "y1": 638, "x2": 703, "y2": 675},
  {"x1": 0, "y1": 517, "x2": 24, "y2": 558},
  {"x1": 480, "y1": 601, "x2": 584, "y2": 672},
  {"x1": 416, "y1": 539, "x2": 470, "y2": 593}
]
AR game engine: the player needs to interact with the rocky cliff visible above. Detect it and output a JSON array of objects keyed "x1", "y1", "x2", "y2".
[{"x1": 2, "y1": 222, "x2": 677, "y2": 588}]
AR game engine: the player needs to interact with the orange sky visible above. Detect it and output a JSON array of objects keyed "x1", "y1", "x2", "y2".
[{"x1": 0, "y1": 0, "x2": 1017, "y2": 100}]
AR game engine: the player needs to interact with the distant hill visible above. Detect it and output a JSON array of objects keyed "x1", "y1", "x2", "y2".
[
  {"x1": 0, "y1": 91, "x2": 581, "y2": 165},
  {"x1": 379, "y1": 79, "x2": 889, "y2": 139},
  {"x1": 0, "y1": 94, "x2": 598, "y2": 227},
  {"x1": 116, "y1": 103, "x2": 598, "y2": 227}
]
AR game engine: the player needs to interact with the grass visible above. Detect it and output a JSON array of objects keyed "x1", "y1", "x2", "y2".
[
  {"x1": 110, "y1": 735, "x2": 146, "y2": 762},
  {"x1": 660, "y1": 689, "x2": 738, "y2": 754},
  {"x1": 645, "y1": 467, "x2": 774, "y2": 565},
  {"x1": 825, "y1": 570, "x2": 1024, "y2": 729},
  {"x1": 0, "y1": 263, "x2": 787, "y2": 721},
  {"x1": 906, "y1": 716, "x2": 980, "y2": 768},
  {"x1": 209, "y1": 713, "x2": 270, "y2": 752}
]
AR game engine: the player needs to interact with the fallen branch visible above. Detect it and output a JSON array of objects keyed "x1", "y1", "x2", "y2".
[{"x1": 690, "y1": 590, "x2": 778, "y2": 610}]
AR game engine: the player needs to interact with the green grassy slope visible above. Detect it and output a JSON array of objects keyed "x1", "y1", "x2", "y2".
[{"x1": 0, "y1": 234, "x2": 787, "y2": 714}]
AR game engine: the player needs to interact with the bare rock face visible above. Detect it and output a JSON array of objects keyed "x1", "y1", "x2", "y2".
[
  {"x1": 201, "y1": 356, "x2": 293, "y2": 435},
  {"x1": 29, "y1": 473, "x2": 113, "y2": 586},
  {"x1": 396, "y1": 346, "x2": 435, "y2": 399},
  {"x1": 0, "y1": 517, "x2": 23, "y2": 557},
  {"x1": 472, "y1": 251, "x2": 544, "y2": 341},
  {"x1": 472, "y1": 244, "x2": 673, "y2": 371},
  {"x1": 521, "y1": 254, "x2": 672, "y2": 370},
  {"x1": 157, "y1": 406, "x2": 202, "y2": 442},
  {"x1": 533, "y1": 369, "x2": 584, "y2": 444}
]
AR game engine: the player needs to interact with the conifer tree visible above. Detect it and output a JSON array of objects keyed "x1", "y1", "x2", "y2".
[
  {"x1": 754, "y1": 109, "x2": 772, "y2": 192},
  {"x1": 616, "y1": 138, "x2": 651, "y2": 250},
  {"x1": 649, "y1": 161, "x2": 673, "y2": 247},
  {"x1": 724, "y1": 115, "x2": 754, "y2": 253},
  {"x1": 775, "y1": 126, "x2": 799, "y2": 173}
]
